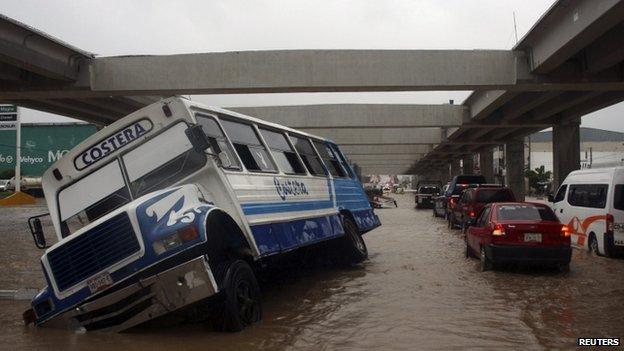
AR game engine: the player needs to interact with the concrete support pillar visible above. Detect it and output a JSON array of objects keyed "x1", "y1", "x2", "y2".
[
  {"x1": 352, "y1": 163, "x2": 362, "y2": 181},
  {"x1": 479, "y1": 148, "x2": 494, "y2": 183},
  {"x1": 505, "y1": 140, "x2": 525, "y2": 201},
  {"x1": 462, "y1": 154, "x2": 474, "y2": 175},
  {"x1": 450, "y1": 159, "x2": 461, "y2": 179},
  {"x1": 553, "y1": 119, "x2": 580, "y2": 191}
]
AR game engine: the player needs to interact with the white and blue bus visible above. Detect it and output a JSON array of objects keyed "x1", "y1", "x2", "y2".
[{"x1": 25, "y1": 97, "x2": 381, "y2": 332}]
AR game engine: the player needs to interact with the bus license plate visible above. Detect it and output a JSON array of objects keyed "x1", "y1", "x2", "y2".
[
  {"x1": 524, "y1": 233, "x2": 542, "y2": 242},
  {"x1": 87, "y1": 272, "x2": 113, "y2": 293}
]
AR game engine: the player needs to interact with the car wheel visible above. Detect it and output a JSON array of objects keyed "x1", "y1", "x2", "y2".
[
  {"x1": 589, "y1": 233, "x2": 601, "y2": 256},
  {"x1": 557, "y1": 262, "x2": 570, "y2": 273},
  {"x1": 465, "y1": 237, "x2": 474, "y2": 258},
  {"x1": 216, "y1": 260, "x2": 262, "y2": 332},
  {"x1": 480, "y1": 246, "x2": 492, "y2": 271}
]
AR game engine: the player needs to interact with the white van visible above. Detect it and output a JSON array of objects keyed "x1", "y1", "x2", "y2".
[{"x1": 549, "y1": 167, "x2": 624, "y2": 257}]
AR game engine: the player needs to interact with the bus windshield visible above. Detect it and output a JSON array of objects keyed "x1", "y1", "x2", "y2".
[{"x1": 58, "y1": 122, "x2": 206, "y2": 237}]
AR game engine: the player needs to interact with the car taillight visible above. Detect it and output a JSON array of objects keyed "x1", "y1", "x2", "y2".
[
  {"x1": 469, "y1": 208, "x2": 475, "y2": 217},
  {"x1": 492, "y1": 223, "x2": 505, "y2": 236},
  {"x1": 561, "y1": 225, "x2": 570, "y2": 237},
  {"x1": 606, "y1": 213, "x2": 614, "y2": 234},
  {"x1": 449, "y1": 198, "x2": 456, "y2": 206}
]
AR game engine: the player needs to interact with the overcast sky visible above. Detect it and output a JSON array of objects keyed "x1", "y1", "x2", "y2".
[{"x1": 2, "y1": 0, "x2": 623, "y2": 132}]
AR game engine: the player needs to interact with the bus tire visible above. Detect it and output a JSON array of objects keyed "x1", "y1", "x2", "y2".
[
  {"x1": 340, "y1": 216, "x2": 368, "y2": 263},
  {"x1": 215, "y1": 260, "x2": 262, "y2": 332}
]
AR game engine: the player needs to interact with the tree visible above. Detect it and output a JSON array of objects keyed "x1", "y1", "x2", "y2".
[{"x1": 525, "y1": 165, "x2": 552, "y2": 194}]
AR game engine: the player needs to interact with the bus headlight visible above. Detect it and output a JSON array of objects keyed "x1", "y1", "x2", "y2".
[{"x1": 153, "y1": 226, "x2": 199, "y2": 254}]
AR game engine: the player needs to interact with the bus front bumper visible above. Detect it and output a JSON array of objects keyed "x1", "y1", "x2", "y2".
[{"x1": 38, "y1": 256, "x2": 218, "y2": 332}]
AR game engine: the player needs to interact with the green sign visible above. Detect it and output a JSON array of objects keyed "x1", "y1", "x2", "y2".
[
  {"x1": 0, "y1": 105, "x2": 17, "y2": 113},
  {"x1": 0, "y1": 124, "x2": 97, "y2": 177}
]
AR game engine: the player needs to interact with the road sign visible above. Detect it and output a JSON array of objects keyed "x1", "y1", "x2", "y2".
[{"x1": 0, "y1": 104, "x2": 17, "y2": 130}]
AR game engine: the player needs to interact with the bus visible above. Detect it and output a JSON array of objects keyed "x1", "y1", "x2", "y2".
[{"x1": 24, "y1": 97, "x2": 381, "y2": 332}]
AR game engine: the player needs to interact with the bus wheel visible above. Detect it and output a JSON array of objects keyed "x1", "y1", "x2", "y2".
[
  {"x1": 589, "y1": 233, "x2": 601, "y2": 256},
  {"x1": 216, "y1": 260, "x2": 262, "y2": 332},
  {"x1": 341, "y1": 217, "x2": 368, "y2": 263}
]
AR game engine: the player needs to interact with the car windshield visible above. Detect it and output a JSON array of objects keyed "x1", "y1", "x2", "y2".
[
  {"x1": 497, "y1": 204, "x2": 558, "y2": 221},
  {"x1": 58, "y1": 122, "x2": 206, "y2": 237},
  {"x1": 476, "y1": 189, "x2": 513, "y2": 203}
]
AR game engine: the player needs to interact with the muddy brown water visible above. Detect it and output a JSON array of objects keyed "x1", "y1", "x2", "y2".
[{"x1": 1, "y1": 195, "x2": 624, "y2": 350}]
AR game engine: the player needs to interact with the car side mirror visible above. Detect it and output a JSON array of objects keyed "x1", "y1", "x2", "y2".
[
  {"x1": 547, "y1": 194, "x2": 554, "y2": 202},
  {"x1": 466, "y1": 217, "x2": 477, "y2": 227},
  {"x1": 28, "y1": 214, "x2": 49, "y2": 249},
  {"x1": 185, "y1": 124, "x2": 211, "y2": 152}
]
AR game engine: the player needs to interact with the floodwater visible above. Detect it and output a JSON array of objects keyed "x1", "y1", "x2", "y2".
[{"x1": 1, "y1": 195, "x2": 624, "y2": 350}]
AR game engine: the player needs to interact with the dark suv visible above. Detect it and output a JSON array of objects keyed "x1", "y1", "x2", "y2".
[
  {"x1": 442, "y1": 175, "x2": 487, "y2": 219},
  {"x1": 448, "y1": 186, "x2": 516, "y2": 232},
  {"x1": 415, "y1": 185, "x2": 440, "y2": 208}
]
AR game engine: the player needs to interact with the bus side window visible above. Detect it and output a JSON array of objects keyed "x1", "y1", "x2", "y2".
[
  {"x1": 329, "y1": 144, "x2": 354, "y2": 178},
  {"x1": 259, "y1": 128, "x2": 306, "y2": 175},
  {"x1": 220, "y1": 119, "x2": 276, "y2": 173},
  {"x1": 290, "y1": 135, "x2": 327, "y2": 176},
  {"x1": 313, "y1": 140, "x2": 347, "y2": 177},
  {"x1": 195, "y1": 114, "x2": 240, "y2": 169}
]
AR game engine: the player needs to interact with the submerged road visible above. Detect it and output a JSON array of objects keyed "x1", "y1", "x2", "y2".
[{"x1": 1, "y1": 195, "x2": 623, "y2": 350}]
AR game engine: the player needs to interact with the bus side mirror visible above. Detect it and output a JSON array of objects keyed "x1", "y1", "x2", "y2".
[
  {"x1": 218, "y1": 151, "x2": 232, "y2": 168},
  {"x1": 28, "y1": 214, "x2": 49, "y2": 249},
  {"x1": 547, "y1": 194, "x2": 554, "y2": 202},
  {"x1": 185, "y1": 125, "x2": 211, "y2": 152}
]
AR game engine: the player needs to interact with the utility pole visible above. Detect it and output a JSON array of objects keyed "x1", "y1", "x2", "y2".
[
  {"x1": 513, "y1": 12, "x2": 519, "y2": 44},
  {"x1": 589, "y1": 147, "x2": 593, "y2": 168}
]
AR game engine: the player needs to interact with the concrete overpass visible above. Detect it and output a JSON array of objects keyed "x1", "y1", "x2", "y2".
[
  {"x1": 414, "y1": 0, "x2": 624, "y2": 198},
  {"x1": 2, "y1": 0, "x2": 624, "y2": 196}
]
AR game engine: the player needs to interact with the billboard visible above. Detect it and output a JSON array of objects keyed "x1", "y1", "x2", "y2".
[{"x1": 0, "y1": 123, "x2": 97, "y2": 177}]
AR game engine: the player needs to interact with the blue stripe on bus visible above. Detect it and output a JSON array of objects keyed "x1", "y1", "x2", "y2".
[{"x1": 241, "y1": 199, "x2": 334, "y2": 215}]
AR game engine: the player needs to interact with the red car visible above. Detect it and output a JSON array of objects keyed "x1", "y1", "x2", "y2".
[
  {"x1": 465, "y1": 202, "x2": 572, "y2": 271},
  {"x1": 449, "y1": 186, "x2": 515, "y2": 232}
]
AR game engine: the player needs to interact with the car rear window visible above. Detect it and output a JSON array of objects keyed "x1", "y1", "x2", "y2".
[
  {"x1": 497, "y1": 204, "x2": 558, "y2": 221},
  {"x1": 476, "y1": 189, "x2": 514, "y2": 203},
  {"x1": 419, "y1": 187, "x2": 439, "y2": 194},
  {"x1": 456, "y1": 175, "x2": 486, "y2": 184},
  {"x1": 615, "y1": 184, "x2": 624, "y2": 211}
]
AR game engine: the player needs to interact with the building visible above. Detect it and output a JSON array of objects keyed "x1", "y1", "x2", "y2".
[{"x1": 527, "y1": 127, "x2": 624, "y2": 172}]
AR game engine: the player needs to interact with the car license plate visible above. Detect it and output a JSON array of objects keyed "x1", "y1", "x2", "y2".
[
  {"x1": 87, "y1": 272, "x2": 113, "y2": 293},
  {"x1": 524, "y1": 233, "x2": 542, "y2": 242}
]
